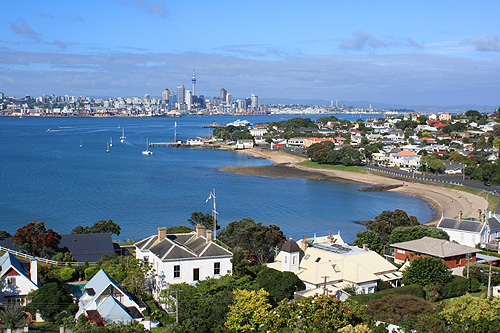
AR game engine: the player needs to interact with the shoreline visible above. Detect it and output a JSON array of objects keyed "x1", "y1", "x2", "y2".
[{"x1": 219, "y1": 147, "x2": 488, "y2": 226}]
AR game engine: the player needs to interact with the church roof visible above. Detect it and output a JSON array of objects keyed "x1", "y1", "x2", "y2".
[{"x1": 281, "y1": 239, "x2": 300, "y2": 253}]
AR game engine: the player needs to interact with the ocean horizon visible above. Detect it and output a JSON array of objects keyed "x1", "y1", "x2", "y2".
[{"x1": 0, "y1": 114, "x2": 433, "y2": 243}]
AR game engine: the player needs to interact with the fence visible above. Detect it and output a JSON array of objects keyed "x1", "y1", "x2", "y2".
[
  {"x1": 0, "y1": 245, "x2": 97, "y2": 266},
  {"x1": 365, "y1": 165, "x2": 464, "y2": 186}
]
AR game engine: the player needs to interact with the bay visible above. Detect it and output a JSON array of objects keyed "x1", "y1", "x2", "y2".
[{"x1": 0, "y1": 114, "x2": 433, "y2": 243}]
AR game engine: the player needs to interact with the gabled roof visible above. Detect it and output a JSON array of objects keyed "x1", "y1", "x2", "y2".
[
  {"x1": 390, "y1": 237, "x2": 481, "y2": 258},
  {"x1": 84, "y1": 269, "x2": 128, "y2": 301},
  {"x1": 136, "y1": 232, "x2": 232, "y2": 261},
  {"x1": 0, "y1": 252, "x2": 38, "y2": 289},
  {"x1": 97, "y1": 295, "x2": 134, "y2": 323},
  {"x1": 438, "y1": 218, "x2": 485, "y2": 233},
  {"x1": 59, "y1": 233, "x2": 116, "y2": 262},
  {"x1": 393, "y1": 150, "x2": 419, "y2": 157}
]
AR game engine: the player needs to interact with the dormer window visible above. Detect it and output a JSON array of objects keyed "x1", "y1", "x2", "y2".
[
  {"x1": 315, "y1": 257, "x2": 321, "y2": 263},
  {"x1": 332, "y1": 264, "x2": 340, "y2": 273},
  {"x1": 6, "y1": 277, "x2": 16, "y2": 285}
]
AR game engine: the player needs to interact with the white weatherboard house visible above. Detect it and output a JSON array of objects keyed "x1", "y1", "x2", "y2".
[
  {"x1": 76, "y1": 269, "x2": 145, "y2": 323},
  {"x1": 0, "y1": 252, "x2": 39, "y2": 306},
  {"x1": 135, "y1": 225, "x2": 233, "y2": 300},
  {"x1": 268, "y1": 233, "x2": 401, "y2": 299}
]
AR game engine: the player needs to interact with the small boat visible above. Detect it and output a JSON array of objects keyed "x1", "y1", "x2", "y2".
[
  {"x1": 80, "y1": 138, "x2": 83, "y2": 148},
  {"x1": 142, "y1": 139, "x2": 152, "y2": 155},
  {"x1": 120, "y1": 128, "x2": 126, "y2": 143},
  {"x1": 106, "y1": 142, "x2": 110, "y2": 153},
  {"x1": 110, "y1": 137, "x2": 113, "y2": 147}
]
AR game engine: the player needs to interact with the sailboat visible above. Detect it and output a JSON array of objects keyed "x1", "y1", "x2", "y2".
[
  {"x1": 80, "y1": 138, "x2": 83, "y2": 148},
  {"x1": 142, "y1": 139, "x2": 152, "y2": 155},
  {"x1": 109, "y1": 137, "x2": 113, "y2": 147},
  {"x1": 120, "y1": 128, "x2": 126, "y2": 143},
  {"x1": 106, "y1": 142, "x2": 110, "y2": 153},
  {"x1": 173, "y1": 121, "x2": 178, "y2": 142}
]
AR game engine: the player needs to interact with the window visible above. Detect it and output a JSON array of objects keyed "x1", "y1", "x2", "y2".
[
  {"x1": 396, "y1": 249, "x2": 406, "y2": 255},
  {"x1": 284, "y1": 256, "x2": 287, "y2": 264},
  {"x1": 173, "y1": 265, "x2": 180, "y2": 278},
  {"x1": 304, "y1": 254, "x2": 310, "y2": 260},
  {"x1": 6, "y1": 277, "x2": 16, "y2": 285},
  {"x1": 292, "y1": 256, "x2": 296, "y2": 265},
  {"x1": 315, "y1": 257, "x2": 321, "y2": 263},
  {"x1": 143, "y1": 256, "x2": 149, "y2": 263},
  {"x1": 193, "y1": 268, "x2": 200, "y2": 281},
  {"x1": 214, "y1": 262, "x2": 221, "y2": 275}
]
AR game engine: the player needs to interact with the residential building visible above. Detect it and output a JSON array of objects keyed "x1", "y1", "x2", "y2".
[
  {"x1": 389, "y1": 236, "x2": 481, "y2": 269},
  {"x1": 134, "y1": 225, "x2": 233, "y2": 300},
  {"x1": 389, "y1": 150, "x2": 421, "y2": 168},
  {"x1": 76, "y1": 269, "x2": 145, "y2": 323},
  {"x1": 437, "y1": 211, "x2": 500, "y2": 248},
  {"x1": 0, "y1": 252, "x2": 39, "y2": 306},
  {"x1": 236, "y1": 139, "x2": 254, "y2": 149},
  {"x1": 268, "y1": 232, "x2": 401, "y2": 299}
]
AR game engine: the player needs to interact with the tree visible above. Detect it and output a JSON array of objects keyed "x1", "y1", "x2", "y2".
[
  {"x1": 465, "y1": 110, "x2": 481, "y2": 118},
  {"x1": 224, "y1": 289, "x2": 271, "y2": 332},
  {"x1": 365, "y1": 294, "x2": 436, "y2": 325},
  {"x1": 0, "y1": 230, "x2": 11, "y2": 238},
  {"x1": 0, "y1": 304, "x2": 29, "y2": 329},
  {"x1": 97, "y1": 257, "x2": 153, "y2": 297},
  {"x1": 187, "y1": 212, "x2": 219, "y2": 230},
  {"x1": 363, "y1": 210, "x2": 419, "y2": 244},
  {"x1": 255, "y1": 267, "x2": 303, "y2": 304},
  {"x1": 388, "y1": 225, "x2": 449, "y2": 245},
  {"x1": 26, "y1": 282, "x2": 74, "y2": 322},
  {"x1": 165, "y1": 225, "x2": 193, "y2": 234},
  {"x1": 439, "y1": 294, "x2": 500, "y2": 331},
  {"x1": 326, "y1": 146, "x2": 362, "y2": 166},
  {"x1": 420, "y1": 155, "x2": 445, "y2": 173},
  {"x1": 12, "y1": 221, "x2": 61, "y2": 257},
  {"x1": 71, "y1": 220, "x2": 121, "y2": 235},
  {"x1": 219, "y1": 218, "x2": 286, "y2": 263},
  {"x1": 352, "y1": 230, "x2": 383, "y2": 254},
  {"x1": 259, "y1": 294, "x2": 367, "y2": 332},
  {"x1": 401, "y1": 256, "x2": 452, "y2": 286}
]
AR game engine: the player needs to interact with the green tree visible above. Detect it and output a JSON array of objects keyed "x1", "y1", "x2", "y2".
[
  {"x1": 326, "y1": 146, "x2": 362, "y2": 166},
  {"x1": 12, "y1": 221, "x2": 61, "y2": 257},
  {"x1": 165, "y1": 225, "x2": 193, "y2": 234},
  {"x1": 401, "y1": 256, "x2": 452, "y2": 286},
  {"x1": 465, "y1": 110, "x2": 481, "y2": 118},
  {"x1": 388, "y1": 225, "x2": 449, "y2": 244},
  {"x1": 26, "y1": 282, "x2": 74, "y2": 323},
  {"x1": 0, "y1": 230, "x2": 11, "y2": 238},
  {"x1": 255, "y1": 267, "x2": 303, "y2": 304},
  {"x1": 187, "y1": 211, "x2": 219, "y2": 230},
  {"x1": 71, "y1": 220, "x2": 121, "y2": 235},
  {"x1": 363, "y1": 210, "x2": 419, "y2": 244},
  {"x1": 440, "y1": 294, "x2": 500, "y2": 331},
  {"x1": 0, "y1": 304, "x2": 29, "y2": 329},
  {"x1": 365, "y1": 294, "x2": 436, "y2": 325},
  {"x1": 59, "y1": 267, "x2": 77, "y2": 282},
  {"x1": 352, "y1": 230, "x2": 383, "y2": 253},
  {"x1": 260, "y1": 294, "x2": 366, "y2": 332},
  {"x1": 224, "y1": 289, "x2": 271, "y2": 332},
  {"x1": 421, "y1": 155, "x2": 445, "y2": 173},
  {"x1": 98, "y1": 257, "x2": 153, "y2": 297}
]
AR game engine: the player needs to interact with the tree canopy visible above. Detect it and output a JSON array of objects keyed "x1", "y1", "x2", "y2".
[
  {"x1": 224, "y1": 289, "x2": 271, "y2": 332},
  {"x1": 26, "y1": 282, "x2": 74, "y2": 323},
  {"x1": 12, "y1": 221, "x2": 61, "y2": 257},
  {"x1": 187, "y1": 211, "x2": 219, "y2": 230},
  {"x1": 401, "y1": 256, "x2": 452, "y2": 286},
  {"x1": 71, "y1": 220, "x2": 121, "y2": 235},
  {"x1": 362, "y1": 210, "x2": 419, "y2": 244},
  {"x1": 388, "y1": 225, "x2": 449, "y2": 244},
  {"x1": 352, "y1": 230, "x2": 383, "y2": 254}
]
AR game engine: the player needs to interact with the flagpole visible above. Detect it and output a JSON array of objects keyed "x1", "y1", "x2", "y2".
[{"x1": 212, "y1": 188, "x2": 217, "y2": 239}]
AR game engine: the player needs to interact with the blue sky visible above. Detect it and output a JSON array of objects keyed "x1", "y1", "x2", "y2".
[{"x1": 1, "y1": 1, "x2": 499, "y2": 107}]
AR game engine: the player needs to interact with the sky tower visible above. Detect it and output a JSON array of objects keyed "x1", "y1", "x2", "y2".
[{"x1": 192, "y1": 67, "x2": 196, "y2": 96}]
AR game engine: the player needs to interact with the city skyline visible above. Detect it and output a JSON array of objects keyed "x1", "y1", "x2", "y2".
[{"x1": 1, "y1": 1, "x2": 499, "y2": 107}]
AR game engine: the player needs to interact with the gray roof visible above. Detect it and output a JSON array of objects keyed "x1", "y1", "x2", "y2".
[
  {"x1": 390, "y1": 237, "x2": 481, "y2": 258},
  {"x1": 281, "y1": 239, "x2": 300, "y2": 253},
  {"x1": 97, "y1": 295, "x2": 134, "y2": 323},
  {"x1": 136, "y1": 232, "x2": 232, "y2": 261},
  {"x1": 438, "y1": 218, "x2": 485, "y2": 233},
  {"x1": 59, "y1": 233, "x2": 116, "y2": 262}
]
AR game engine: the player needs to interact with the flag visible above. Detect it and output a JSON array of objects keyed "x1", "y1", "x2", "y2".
[{"x1": 205, "y1": 193, "x2": 212, "y2": 203}]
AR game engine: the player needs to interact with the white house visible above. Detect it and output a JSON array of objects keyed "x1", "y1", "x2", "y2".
[
  {"x1": 135, "y1": 225, "x2": 233, "y2": 300},
  {"x1": 0, "y1": 252, "x2": 40, "y2": 306},
  {"x1": 186, "y1": 137, "x2": 205, "y2": 146},
  {"x1": 267, "y1": 232, "x2": 401, "y2": 299},
  {"x1": 249, "y1": 127, "x2": 268, "y2": 137},
  {"x1": 236, "y1": 139, "x2": 254, "y2": 149},
  {"x1": 389, "y1": 150, "x2": 421, "y2": 168},
  {"x1": 76, "y1": 269, "x2": 145, "y2": 324},
  {"x1": 287, "y1": 137, "x2": 307, "y2": 147},
  {"x1": 437, "y1": 210, "x2": 500, "y2": 248}
]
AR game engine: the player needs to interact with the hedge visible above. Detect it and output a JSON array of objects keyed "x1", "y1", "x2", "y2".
[{"x1": 349, "y1": 284, "x2": 424, "y2": 304}]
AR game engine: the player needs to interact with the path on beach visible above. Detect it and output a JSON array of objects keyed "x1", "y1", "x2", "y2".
[{"x1": 224, "y1": 148, "x2": 488, "y2": 225}]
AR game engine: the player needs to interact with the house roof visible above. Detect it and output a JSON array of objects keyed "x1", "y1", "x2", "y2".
[
  {"x1": 438, "y1": 217, "x2": 485, "y2": 233},
  {"x1": 0, "y1": 252, "x2": 38, "y2": 289},
  {"x1": 390, "y1": 237, "x2": 481, "y2": 257},
  {"x1": 135, "y1": 232, "x2": 232, "y2": 261},
  {"x1": 393, "y1": 150, "x2": 419, "y2": 157},
  {"x1": 59, "y1": 233, "x2": 116, "y2": 262},
  {"x1": 281, "y1": 239, "x2": 300, "y2": 253},
  {"x1": 97, "y1": 295, "x2": 134, "y2": 323}
]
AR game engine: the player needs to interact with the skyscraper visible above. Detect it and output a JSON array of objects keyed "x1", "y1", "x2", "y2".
[
  {"x1": 220, "y1": 88, "x2": 227, "y2": 103},
  {"x1": 251, "y1": 93, "x2": 259, "y2": 109},
  {"x1": 186, "y1": 90, "x2": 192, "y2": 110},
  {"x1": 177, "y1": 84, "x2": 185, "y2": 104},
  {"x1": 162, "y1": 88, "x2": 171, "y2": 102}
]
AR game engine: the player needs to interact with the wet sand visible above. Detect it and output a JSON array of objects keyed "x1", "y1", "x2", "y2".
[{"x1": 218, "y1": 148, "x2": 488, "y2": 225}]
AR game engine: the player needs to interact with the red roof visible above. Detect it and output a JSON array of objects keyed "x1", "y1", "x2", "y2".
[
  {"x1": 335, "y1": 136, "x2": 346, "y2": 140},
  {"x1": 394, "y1": 150, "x2": 420, "y2": 157}
]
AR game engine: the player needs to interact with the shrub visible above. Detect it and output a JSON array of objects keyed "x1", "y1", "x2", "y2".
[
  {"x1": 470, "y1": 278, "x2": 482, "y2": 292},
  {"x1": 439, "y1": 275, "x2": 468, "y2": 300},
  {"x1": 59, "y1": 267, "x2": 77, "y2": 282},
  {"x1": 84, "y1": 266, "x2": 99, "y2": 281},
  {"x1": 349, "y1": 284, "x2": 424, "y2": 304}
]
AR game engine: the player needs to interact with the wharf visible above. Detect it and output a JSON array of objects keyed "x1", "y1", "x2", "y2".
[
  {"x1": 149, "y1": 142, "x2": 221, "y2": 149},
  {"x1": 202, "y1": 122, "x2": 225, "y2": 128}
]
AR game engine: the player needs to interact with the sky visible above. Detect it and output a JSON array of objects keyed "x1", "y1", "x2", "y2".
[{"x1": 1, "y1": 1, "x2": 500, "y2": 107}]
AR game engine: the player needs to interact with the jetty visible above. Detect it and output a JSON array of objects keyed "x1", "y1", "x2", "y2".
[
  {"x1": 202, "y1": 122, "x2": 225, "y2": 128},
  {"x1": 149, "y1": 142, "x2": 221, "y2": 149}
]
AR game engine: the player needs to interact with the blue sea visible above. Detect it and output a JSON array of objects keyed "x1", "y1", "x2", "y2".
[{"x1": 0, "y1": 114, "x2": 433, "y2": 243}]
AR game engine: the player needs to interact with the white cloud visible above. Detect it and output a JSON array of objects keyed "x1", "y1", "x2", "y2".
[
  {"x1": 469, "y1": 34, "x2": 500, "y2": 52},
  {"x1": 340, "y1": 31, "x2": 386, "y2": 51}
]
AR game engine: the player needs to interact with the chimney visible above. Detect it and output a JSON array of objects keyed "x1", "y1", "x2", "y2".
[
  {"x1": 481, "y1": 213, "x2": 485, "y2": 224},
  {"x1": 206, "y1": 229, "x2": 212, "y2": 242},
  {"x1": 458, "y1": 211, "x2": 463, "y2": 221},
  {"x1": 158, "y1": 227, "x2": 167, "y2": 243},
  {"x1": 301, "y1": 235, "x2": 308, "y2": 252},
  {"x1": 196, "y1": 224, "x2": 205, "y2": 238},
  {"x1": 478, "y1": 209, "x2": 482, "y2": 220},
  {"x1": 30, "y1": 260, "x2": 39, "y2": 287},
  {"x1": 327, "y1": 230, "x2": 334, "y2": 243},
  {"x1": 362, "y1": 244, "x2": 369, "y2": 252}
]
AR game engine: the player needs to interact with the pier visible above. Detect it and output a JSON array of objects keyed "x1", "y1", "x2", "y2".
[
  {"x1": 149, "y1": 142, "x2": 221, "y2": 149},
  {"x1": 202, "y1": 122, "x2": 225, "y2": 128}
]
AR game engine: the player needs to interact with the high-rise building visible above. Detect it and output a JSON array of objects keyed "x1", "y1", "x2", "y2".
[
  {"x1": 162, "y1": 89, "x2": 171, "y2": 102},
  {"x1": 177, "y1": 84, "x2": 185, "y2": 105},
  {"x1": 226, "y1": 93, "x2": 232, "y2": 105},
  {"x1": 251, "y1": 93, "x2": 259, "y2": 109},
  {"x1": 192, "y1": 68, "x2": 196, "y2": 96},
  {"x1": 220, "y1": 88, "x2": 227, "y2": 103},
  {"x1": 186, "y1": 90, "x2": 192, "y2": 110}
]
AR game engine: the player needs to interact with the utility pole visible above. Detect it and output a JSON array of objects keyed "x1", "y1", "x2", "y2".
[
  {"x1": 488, "y1": 262, "x2": 492, "y2": 299},
  {"x1": 174, "y1": 289, "x2": 182, "y2": 324},
  {"x1": 321, "y1": 276, "x2": 329, "y2": 295}
]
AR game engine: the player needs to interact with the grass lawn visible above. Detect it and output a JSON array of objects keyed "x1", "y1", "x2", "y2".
[
  {"x1": 31, "y1": 322, "x2": 60, "y2": 331},
  {"x1": 117, "y1": 241, "x2": 137, "y2": 246},
  {"x1": 297, "y1": 160, "x2": 367, "y2": 174}
]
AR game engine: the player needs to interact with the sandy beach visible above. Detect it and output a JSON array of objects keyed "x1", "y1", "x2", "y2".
[{"x1": 219, "y1": 148, "x2": 488, "y2": 225}]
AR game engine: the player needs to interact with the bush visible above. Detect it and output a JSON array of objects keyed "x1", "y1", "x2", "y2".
[
  {"x1": 470, "y1": 278, "x2": 482, "y2": 292},
  {"x1": 439, "y1": 276, "x2": 468, "y2": 300},
  {"x1": 84, "y1": 266, "x2": 100, "y2": 281},
  {"x1": 59, "y1": 267, "x2": 77, "y2": 283},
  {"x1": 349, "y1": 284, "x2": 424, "y2": 304}
]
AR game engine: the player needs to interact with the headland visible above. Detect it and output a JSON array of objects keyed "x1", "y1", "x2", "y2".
[{"x1": 218, "y1": 148, "x2": 488, "y2": 226}]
